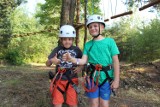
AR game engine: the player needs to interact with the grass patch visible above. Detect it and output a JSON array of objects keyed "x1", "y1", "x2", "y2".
[
  {"x1": 3, "y1": 78, "x2": 23, "y2": 87},
  {"x1": 0, "y1": 62, "x2": 160, "y2": 107},
  {"x1": 120, "y1": 88, "x2": 160, "y2": 103}
]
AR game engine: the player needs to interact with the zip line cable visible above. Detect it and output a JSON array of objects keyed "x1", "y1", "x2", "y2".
[{"x1": 91, "y1": 0, "x2": 94, "y2": 14}]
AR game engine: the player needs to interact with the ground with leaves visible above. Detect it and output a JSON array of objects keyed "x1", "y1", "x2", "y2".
[{"x1": 0, "y1": 60, "x2": 160, "y2": 107}]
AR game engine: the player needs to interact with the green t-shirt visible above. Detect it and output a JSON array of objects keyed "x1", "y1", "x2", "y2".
[{"x1": 83, "y1": 37, "x2": 120, "y2": 84}]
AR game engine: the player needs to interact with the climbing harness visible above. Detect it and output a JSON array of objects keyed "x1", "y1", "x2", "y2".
[
  {"x1": 49, "y1": 67, "x2": 66, "y2": 94},
  {"x1": 82, "y1": 63, "x2": 113, "y2": 92},
  {"x1": 49, "y1": 66, "x2": 82, "y2": 105},
  {"x1": 49, "y1": 67, "x2": 80, "y2": 95}
]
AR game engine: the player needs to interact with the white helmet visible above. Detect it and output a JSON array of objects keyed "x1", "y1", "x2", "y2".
[
  {"x1": 86, "y1": 14, "x2": 105, "y2": 27},
  {"x1": 59, "y1": 25, "x2": 76, "y2": 38}
]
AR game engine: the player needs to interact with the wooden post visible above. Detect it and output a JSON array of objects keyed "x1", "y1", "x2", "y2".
[
  {"x1": 104, "y1": 19, "x2": 109, "y2": 22},
  {"x1": 139, "y1": 0, "x2": 160, "y2": 11},
  {"x1": 111, "y1": 11, "x2": 133, "y2": 19}
]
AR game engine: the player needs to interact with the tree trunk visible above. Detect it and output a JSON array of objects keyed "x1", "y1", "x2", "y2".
[
  {"x1": 60, "y1": 0, "x2": 76, "y2": 26},
  {"x1": 0, "y1": 0, "x2": 17, "y2": 55},
  {"x1": 76, "y1": 0, "x2": 80, "y2": 47},
  {"x1": 59, "y1": 0, "x2": 76, "y2": 45}
]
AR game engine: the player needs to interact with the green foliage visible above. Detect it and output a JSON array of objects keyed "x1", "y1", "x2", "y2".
[
  {"x1": 106, "y1": 17, "x2": 160, "y2": 62},
  {"x1": 125, "y1": 0, "x2": 160, "y2": 12},
  {"x1": 7, "y1": 35, "x2": 57, "y2": 64},
  {"x1": 36, "y1": 0, "x2": 101, "y2": 26},
  {"x1": 0, "y1": 0, "x2": 13, "y2": 51},
  {"x1": 5, "y1": 49, "x2": 23, "y2": 65},
  {"x1": 85, "y1": 0, "x2": 101, "y2": 15},
  {"x1": 3, "y1": 8, "x2": 58, "y2": 65},
  {"x1": 130, "y1": 19, "x2": 160, "y2": 62},
  {"x1": 36, "y1": 0, "x2": 61, "y2": 26},
  {"x1": 0, "y1": 0, "x2": 25, "y2": 59},
  {"x1": 105, "y1": 17, "x2": 137, "y2": 61},
  {"x1": 1, "y1": 0, "x2": 103, "y2": 65},
  {"x1": 10, "y1": 8, "x2": 44, "y2": 34}
]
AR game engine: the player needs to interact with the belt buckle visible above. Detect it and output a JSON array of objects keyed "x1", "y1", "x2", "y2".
[
  {"x1": 95, "y1": 64, "x2": 102, "y2": 71},
  {"x1": 108, "y1": 65, "x2": 112, "y2": 70},
  {"x1": 58, "y1": 67, "x2": 66, "y2": 73}
]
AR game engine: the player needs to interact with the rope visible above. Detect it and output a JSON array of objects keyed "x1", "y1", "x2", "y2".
[
  {"x1": 83, "y1": 0, "x2": 88, "y2": 47},
  {"x1": 102, "y1": 0, "x2": 105, "y2": 18},
  {"x1": 110, "y1": 0, "x2": 113, "y2": 16},
  {"x1": 107, "y1": 0, "x2": 110, "y2": 19},
  {"x1": 140, "y1": 0, "x2": 143, "y2": 8},
  {"x1": 91, "y1": 0, "x2": 94, "y2": 14},
  {"x1": 115, "y1": 0, "x2": 117, "y2": 15},
  {"x1": 12, "y1": 27, "x2": 58, "y2": 38}
]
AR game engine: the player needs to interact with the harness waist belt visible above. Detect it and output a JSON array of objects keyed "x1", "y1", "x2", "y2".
[{"x1": 90, "y1": 64, "x2": 113, "y2": 71}]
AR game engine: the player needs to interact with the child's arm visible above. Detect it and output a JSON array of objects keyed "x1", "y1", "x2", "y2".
[
  {"x1": 62, "y1": 52, "x2": 88, "y2": 65},
  {"x1": 46, "y1": 53, "x2": 60, "y2": 67},
  {"x1": 111, "y1": 55, "x2": 120, "y2": 89}
]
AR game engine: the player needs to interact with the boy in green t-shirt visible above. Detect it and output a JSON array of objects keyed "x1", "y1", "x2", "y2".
[{"x1": 62, "y1": 14, "x2": 120, "y2": 107}]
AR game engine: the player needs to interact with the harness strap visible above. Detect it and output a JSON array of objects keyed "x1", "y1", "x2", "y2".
[
  {"x1": 82, "y1": 64, "x2": 102, "y2": 92},
  {"x1": 101, "y1": 65, "x2": 113, "y2": 87},
  {"x1": 57, "y1": 86, "x2": 65, "y2": 94},
  {"x1": 90, "y1": 64, "x2": 112, "y2": 78},
  {"x1": 50, "y1": 67, "x2": 80, "y2": 95},
  {"x1": 83, "y1": 63, "x2": 113, "y2": 92},
  {"x1": 50, "y1": 71, "x2": 59, "y2": 93},
  {"x1": 56, "y1": 81, "x2": 70, "y2": 96},
  {"x1": 49, "y1": 68, "x2": 66, "y2": 94},
  {"x1": 65, "y1": 73, "x2": 80, "y2": 93},
  {"x1": 91, "y1": 64, "x2": 113, "y2": 86}
]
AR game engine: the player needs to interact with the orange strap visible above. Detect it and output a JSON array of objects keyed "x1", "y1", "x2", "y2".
[
  {"x1": 49, "y1": 67, "x2": 67, "y2": 94},
  {"x1": 95, "y1": 64, "x2": 102, "y2": 71},
  {"x1": 82, "y1": 64, "x2": 101, "y2": 92},
  {"x1": 50, "y1": 72, "x2": 59, "y2": 93}
]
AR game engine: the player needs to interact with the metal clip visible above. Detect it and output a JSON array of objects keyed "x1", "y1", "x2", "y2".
[{"x1": 72, "y1": 84, "x2": 81, "y2": 93}]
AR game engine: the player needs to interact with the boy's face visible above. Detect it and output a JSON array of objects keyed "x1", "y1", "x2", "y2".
[
  {"x1": 61, "y1": 37, "x2": 74, "y2": 48},
  {"x1": 88, "y1": 22, "x2": 104, "y2": 37}
]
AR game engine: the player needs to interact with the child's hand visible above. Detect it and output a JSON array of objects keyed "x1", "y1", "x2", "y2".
[
  {"x1": 73, "y1": 66, "x2": 82, "y2": 73},
  {"x1": 50, "y1": 53, "x2": 60, "y2": 65},
  {"x1": 110, "y1": 79, "x2": 119, "y2": 90},
  {"x1": 62, "y1": 52, "x2": 72, "y2": 62}
]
